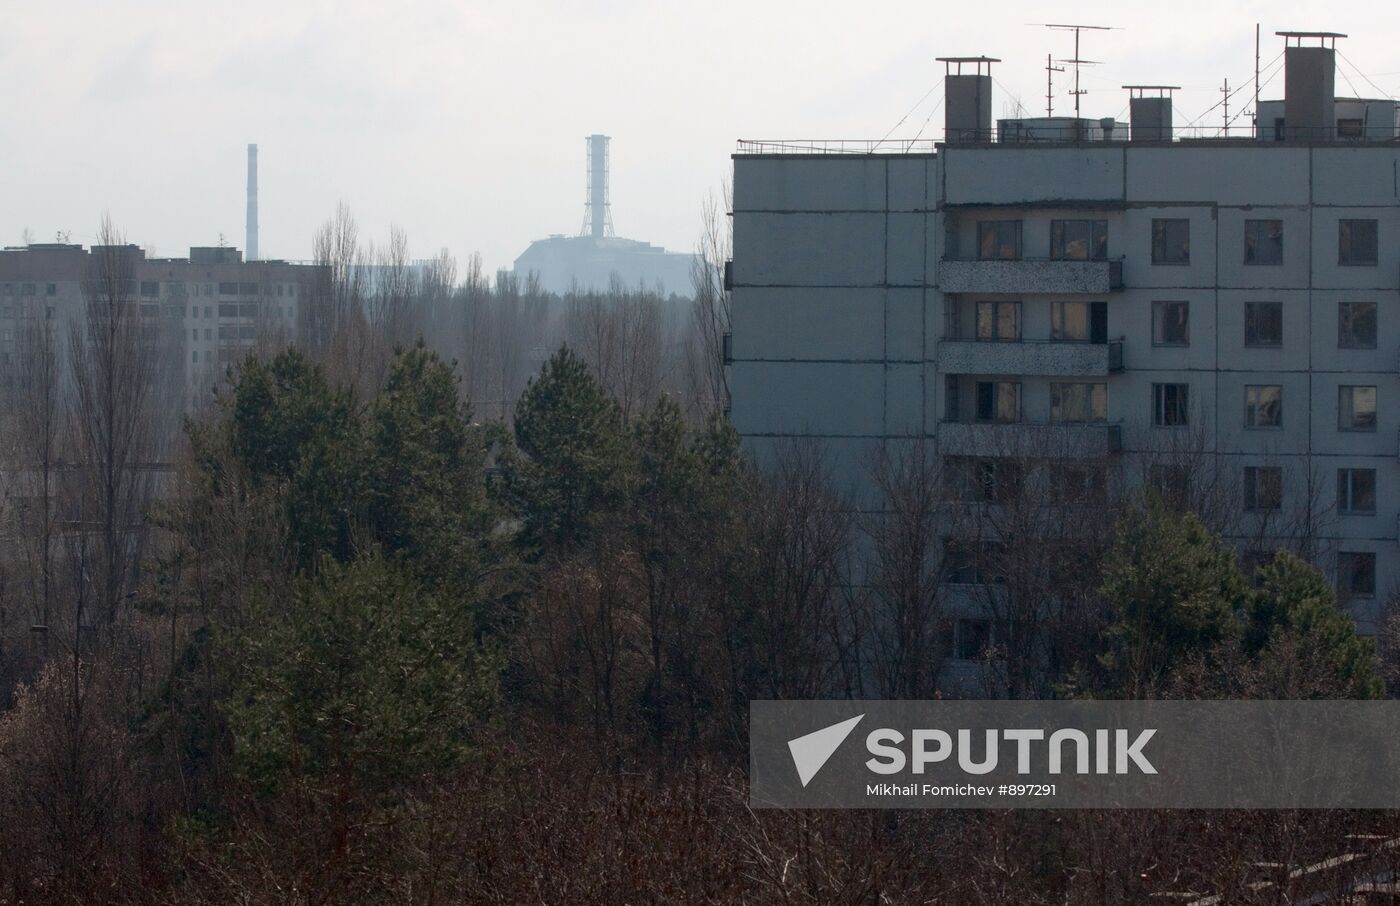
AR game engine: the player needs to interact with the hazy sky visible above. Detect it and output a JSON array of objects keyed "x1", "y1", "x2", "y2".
[{"x1": 3, "y1": 0, "x2": 1399, "y2": 274}]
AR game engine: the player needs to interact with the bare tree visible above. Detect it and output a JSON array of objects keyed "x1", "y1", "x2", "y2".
[
  {"x1": 860, "y1": 439, "x2": 949, "y2": 698},
  {"x1": 66, "y1": 216, "x2": 158, "y2": 630},
  {"x1": 687, "y1": 184, "x2": 732, "y2": 419}
]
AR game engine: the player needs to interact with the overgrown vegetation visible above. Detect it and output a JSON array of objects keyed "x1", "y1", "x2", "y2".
[{"x1": 0, "y1": 213, "x2": 1394, "y2": 904}]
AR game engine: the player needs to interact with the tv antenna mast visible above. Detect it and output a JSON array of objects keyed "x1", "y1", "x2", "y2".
[
  {"x1": 1045, "y1": 54, "x2": 1065, "y2": 116},
  {"x1": 1035, "y1": 23, "x2": 1115, "y2": 118}
]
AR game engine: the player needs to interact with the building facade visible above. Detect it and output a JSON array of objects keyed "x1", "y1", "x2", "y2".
[
  {"x1": 0, "y1": 242, "x2": 319, "y2": 405},
  {"x1": 729, "y1": 41, "x2": 1400, "y2": 634}
]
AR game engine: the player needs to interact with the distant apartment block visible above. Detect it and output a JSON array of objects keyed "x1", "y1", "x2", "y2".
[
  {"x1": 729, "y1": 35, "x2": 1400, "y2": 631},
  {"x1": 0, "y1": 242, "x2": 321, "y2": 404}
]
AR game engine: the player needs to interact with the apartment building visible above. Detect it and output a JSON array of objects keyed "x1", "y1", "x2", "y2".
[
  {"x1": 0, "y1": 242, "x2": 320, "y2": 405},
  {"x1": 729, "y1": 36, "x2": 1400, "y2": 633}
]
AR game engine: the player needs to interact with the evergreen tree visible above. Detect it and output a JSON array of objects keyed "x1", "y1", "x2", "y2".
[
  {"x1": 1099, "y1": 499, "x2": 1248, "y2": 695},
  {"x1": 366, "y1": 342, "x2": 490, "y2": 591},
  {"x1": 506, "y1": 346, "x2": 627, "y2": 555}
]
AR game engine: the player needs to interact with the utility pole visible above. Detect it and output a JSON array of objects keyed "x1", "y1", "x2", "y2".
[
  {"x1": 1046, "y1": 54, "x2": 1065, "y2": 117},
  {"x1": 1222, "y1": 78, "x2": 1230, "y2": 136}
]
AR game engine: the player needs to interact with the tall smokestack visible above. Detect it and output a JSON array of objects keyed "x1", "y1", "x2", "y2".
[
  {"x1": 246, "y1": 143, "x2": 259, "y2": 261},
  {"x1": 583, "y1": 134, "x2": 612, "y2": 239}
]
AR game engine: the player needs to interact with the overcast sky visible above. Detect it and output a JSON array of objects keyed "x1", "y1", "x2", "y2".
[{"x1": 3, "y1": 0, "x2": 1399, "y2": 274}]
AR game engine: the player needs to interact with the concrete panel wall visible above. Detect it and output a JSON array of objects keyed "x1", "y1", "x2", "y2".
[
  {"x1": 1215, "y1": 207, "x2": 1312, "y2": 289},
  {"x1": 733, "y1": 157, "x2": 889, "y2": 212},
  {"x1": 886, "y1": 212, "x2": 927, "y2": 285},
  {"x1": 886, "y1": 289, "x2": 926, "y2": 362},
  {"x1": 1308, "y1": 289, "x2": 1400, "y2": 374},
  {"x1": 734, "y1": 212, "x2": 886, "y2": 286},
  {"x1": 1118, "y1": 207, "x2": 1217, "y2": 289},
  {"x1": 1126, "y1": 147, "x2": 1310, "y2": 205},
  {"x1": 1216, "y1": 290, "x2": 1312, "y2": 373},
  {"x1": 1312, "y1": 147, "x2": 1400, "y2": 205},
  {"x1": 1307, "y1": 373, "x2": 1398, "y2": 456},
  {"x1": 942, "y1": 147, "x2": 1125, "y2": 206},
  {"x1": 729, "y1": 361, "x2": 886, "y2": 436},
  {"x1": 1309, "y1": 207, "x2": 1400, "y2": 291},
  {"x1": 729, "y1": 287, "x2": 888, "y2": 361}
]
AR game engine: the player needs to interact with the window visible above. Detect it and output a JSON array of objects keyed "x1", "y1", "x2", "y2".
[
  {"x1": 140, "y1": 281, "x2": 159, "y2": 297},
  {"x1": 1051, "y1": 301, "x2": 1108, "y2": 344},
  {"x1": 240, "y1": 282, "x2": 258, "y2": 296},
  {"x1": 1244, "y1": 302, "x2": 1283, "y2": 347},
  {"x1": 1050, "y1": 463, "x2": 1107, "y2": 504},
  {"x1": 1151, "y1": 218, "x2": 1190, "y2": 264},
  {"x1": 1050, "y1": 382, "x2": 1107, "y2": 423},
  {"x1": 945, "y1": 376, "x2": 960, "y2": 422},
  {"x1": 975, "y1": 460, "x2": 1023, "y2": 503},
  {"x1": 20, "y1": 283, "x2": 34, "y2": 296},
  {"x1": 975, "y1": 301, "x2": 1021, "y2": 341},
  {"x1": 1240, "y1": 550, "x2": 1273, "y2": 587},
  {"x1": 45, "y1": 283, "x2": 56, "y2": 296},
  {"x1": 1339, "y1": 386, "x2": 1377, "y2": 432},
  {"x1": 1338, "y1": 552, "x2": 1376, "y2": 598},
  {"x1": 1152, "y1": 301, "x2": 1189, "y2": 346},
  {"x1": 975, "y1": 381, "x2": 1021, "y2": 423},
  {"x1": 1338, "y1": 118, "x2": 1364, "y2": 139},
  {"x1": 1339, "y1": 220, "x2": 1378, "y2": 265},
  {"x1": 1245, "y1": 385, "x2": 1282, "y2": 428},
  {"x1": 953, "y1": 619, "x2": 991, "y2": 660},
  {"x1": 942, "y1": 540, "x2": 1004, "y2": 586},
  {"x1": 943, "y1": 540, "x2": 979, "y2": 585},
  {"x1": 1149, "y1": 464, "x2": 1191, "y2": 501},
  {"x1": 977, "y1": 220, "x2": 1022, "y2": 260},
  {"x1": 1243, "y1": 219, "x2": 1283, "y2": 265},
  {"x1": 1243, "y1": 466, "x2": 1283, "y2": 511},
  {"x1": 1050, "y1": 219, "x2": 1108, "y2": 260},
  {"x1": 1153, "y1": 383, "x2": 1189, "y2": 427},
  {"x1": 218, "y1": 282, "x2": 239, "y2": 295},
  {"x1": 1338, "y1": 468, "x2": 1377, "y2": 515},
  {"x1": 218, "y1": 303, "x2": 238, "y2": 318},
  {"x1": 1339, "y1": 302, "x2": 1377, "y2": 349},
  {"x1": 191, "y1": 328, "x2": 198, "y2": 341}
]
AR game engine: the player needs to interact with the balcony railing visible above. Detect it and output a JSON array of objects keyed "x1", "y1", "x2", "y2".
[
  {"x1": 938, "y1": 338, "x2": 1124, "y2": 377},
  {"x1": 939, "y1": 257, "x2": 1124, "y2": 294},
  {"x1": 937, "y1": 420, "x2": 1123, "y2": 459}
]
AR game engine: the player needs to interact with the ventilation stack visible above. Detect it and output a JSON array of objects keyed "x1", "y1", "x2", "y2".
[
  {"x1": 246, "y1": 143, "x2": 259, "y2": 261},
  {"x1": 583, "y1": 134, "x2": 613, "y2": 239},
  {"x1": 1278, "y1": 31, "x2": 1344, "y2": 140},
  {"x1": 1124, "y1": 86, "x2": 1177, "y2": 141},
  {"x1": 938, "y1": 57, "x2": 998, "y2": 143}
]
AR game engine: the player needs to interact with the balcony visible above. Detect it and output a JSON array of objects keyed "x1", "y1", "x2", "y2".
[
  {"x1": 937, "y1": 420, "x2": 1123, "y2": 458},
  {"x1": 939, "y1": 258, "x2": 1124, "y2": 294},
  {"x1": 938, "y1": 339, "x2": 1123, "y2": 376}
]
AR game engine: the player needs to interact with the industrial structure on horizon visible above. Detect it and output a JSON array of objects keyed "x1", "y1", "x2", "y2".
[
  {"x1": 513, "y1": 134, "x2": 698, "y2": 296},
  {"x1": 729, "y1": 31, "x2": 1400, "y2": 648}
]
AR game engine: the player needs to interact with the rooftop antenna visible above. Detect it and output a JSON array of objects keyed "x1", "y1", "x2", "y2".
[
  {"x1": 1035, "y1": 23, "x2": 1115, "y2": 118},
  {"x1": 1045, "y1": 54, "x2": 1065, "y2": 116},
  {"x1": 1221, "y1": 78, "x2": 1230, "y2": 135}
]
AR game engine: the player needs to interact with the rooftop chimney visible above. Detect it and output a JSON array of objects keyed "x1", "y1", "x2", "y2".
[
  {"x1": 583, "y1": 134, "x2": 613, "y2": 239},
  {"x1": 246, "y1": 143, "x2": 259, "y2": 261},
  {"x1": 1278, "y1": 31, "x2": 1344, "y2": 140},
  {"x1": 1124, "y1": 86, "x2": 1177, "y2": 141},
  {"x1": 938, "y1": 57, "x2": 998, "y2": 143}
]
